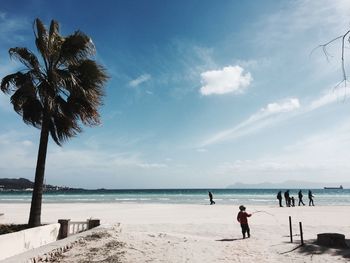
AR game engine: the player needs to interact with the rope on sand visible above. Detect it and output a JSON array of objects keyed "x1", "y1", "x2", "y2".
[
  {"x1": 251, "y1": 209, "x2": 282, "y2": 226},
  {"x1": 252, "y1": 210, "x2": 274, "y2": 216}
]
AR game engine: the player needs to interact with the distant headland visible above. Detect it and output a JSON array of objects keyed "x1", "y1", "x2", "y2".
[{"x1": 0, "y1": 178, "x2": 81, "y2": 192}]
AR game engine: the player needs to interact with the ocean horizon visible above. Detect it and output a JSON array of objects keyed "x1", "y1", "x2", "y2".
[{"x1": 0, "y1": 188, "x2": 349, "y2": 206}]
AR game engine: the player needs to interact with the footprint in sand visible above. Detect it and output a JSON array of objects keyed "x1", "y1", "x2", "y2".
[{"x1": 158, "y1": 233, "x2": 167, "y2": 238}]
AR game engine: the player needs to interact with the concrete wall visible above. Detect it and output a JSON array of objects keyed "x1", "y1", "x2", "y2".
[{"x1": 0, "y1": 223, "x2": 60, "y2": 261}]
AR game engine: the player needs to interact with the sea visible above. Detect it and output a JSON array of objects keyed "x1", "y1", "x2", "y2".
[{"x1": 0, "y1": 189, "x2": 349, "y2": 206}]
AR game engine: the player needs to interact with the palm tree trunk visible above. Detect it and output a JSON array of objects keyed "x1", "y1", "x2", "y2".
[{"x1": 28, "y1": 112, "x2": 50, "y2": 227}]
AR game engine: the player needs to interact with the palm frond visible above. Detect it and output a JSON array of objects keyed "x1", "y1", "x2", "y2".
[
  {"x1": 9, "y1": 47, "x2": 40, "y2": 71},
  {"x1": 56, "y1": 69, "x2": 78, "y2": 90},
  {"x1": 49, "y1": 20, "x2": 60, "y2": 44},
  {"x1": 34, "y1": 18, "x2": 49, "y2": 63},
  {"x1": 48, "y1": 20, "x2": 64, "y2": 65},
  {"x1": 68, "y1": 96, "x2": 101, "y2": 126},
  {"x1": 59, "y1": 31, "x2": 95, "y2": 65},
  {"x1": 10, "y1": 75, "x2": 43, "y2": 128},
  {"x1": 10, "y1": 75, "x2": 37, "y2": 110},
  {"x1": 21, "y1": 99, "x2": 43, "y2": 127},
  {"x1": 49, "y1": 112, "x2": 81, "y2": 145},
  {"x1": 67, "y1": 60, "x2": 108, "y2": 105},
  {"x1": 1, "y1": 72, "x2": 22, "y2": 93},
  {"x1": 75, "y1": 60, "x2": 108, "y2": 90},
  {"x1": 48, "y1": 119, "x2": 61, "y2": 145}
]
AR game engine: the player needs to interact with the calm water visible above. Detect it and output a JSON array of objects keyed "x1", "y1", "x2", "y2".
[{"x1": 0, "y1": 189, "x2": 349, "y2": 206}]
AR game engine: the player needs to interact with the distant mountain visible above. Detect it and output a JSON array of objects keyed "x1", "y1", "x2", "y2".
[
  {"x1": 227, "y1": 180, "x2": 350, "y2": 189},
  {"x1": 0, "y1": 178, "x2": 80, "y2": 191},
  {"x1": 0, "y1": 178, "x2": 34, "y2": 190}
]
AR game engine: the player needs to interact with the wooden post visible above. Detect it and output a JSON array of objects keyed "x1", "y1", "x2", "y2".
[
  {"x1": 88, "y1": 219, "x2": 100, "y2": 229},
  {"x1": 299, "y1": 222, "x2": 304, "y2": 246},
  {"x1": 58, "y1": 219, "x2": 70, "y2": 239},
  {"x1": 289, "y1": 216, "x2": 293, "y2": 243}
]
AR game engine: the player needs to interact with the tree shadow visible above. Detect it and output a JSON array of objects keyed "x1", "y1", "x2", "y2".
[
  {"x1": 216, "y1": 238, "x2": 242, "y2": 242},
  {"x1": 294, "y1": 239, "x2": 350, "y2": 259}
]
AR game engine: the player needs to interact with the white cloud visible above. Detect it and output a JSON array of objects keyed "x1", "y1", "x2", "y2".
[
  {"x1": 202, "y1": 98, "x2": 300, "y2": 146},
  {"x1": 308, "y1": 86, "x2": 349, "y2": 111},
  {"x1": 218, "y1": 119, "x2": 350, "y2": 182},
  {"x1": 199, "y1": 66, "x2": 252, "y2": 96},
  {"x1": 129, "y1": 74, "x2": 151, "y2": 87},
  {"x1": 201, "y1": 85, "x2": 350, "y2": 147},
  {"x1": 262, "y1": 98, "x2": 300, "y2": 114}
]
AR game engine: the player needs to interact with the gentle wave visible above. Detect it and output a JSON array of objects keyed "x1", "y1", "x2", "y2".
[{"x1": 1, "y1": 189, "x2": 350, "y2": 205}]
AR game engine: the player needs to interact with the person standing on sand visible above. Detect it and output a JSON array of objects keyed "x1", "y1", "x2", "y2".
[
  {"x1": 208, "y1": 191, "x2": 215, "y2": 205},
  {"x1": 277, "y1": 191, "x2": 283, "y2": 207},
  {"x1": 298, "y1": 190, "x2": 305, "y2": 206},
  {"x1": 237, "y1": 205, "x2": 252, "y2": 239},
  {"x1": 284, "y1": 190, "x2": 290, "y2": 207},
  {"x1": 308, "y1": 190, "x2": 315, "y2": 206},
  {"x1": 291, "y1": 196, "x2": 295, "y2": 207}
]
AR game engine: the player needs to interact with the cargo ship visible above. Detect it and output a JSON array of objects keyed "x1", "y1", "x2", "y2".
[{"x1": 324, "y1": 185, "x2": 343, "y2": 189}]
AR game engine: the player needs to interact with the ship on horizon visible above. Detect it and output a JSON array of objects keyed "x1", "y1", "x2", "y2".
[{"x1": 324, "y1": 185, "x2": 343, "y2": 190}]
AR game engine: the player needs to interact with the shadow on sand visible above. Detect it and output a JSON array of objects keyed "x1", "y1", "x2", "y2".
[
  {"x1": 216, "y1": 238, "x2": 242, "y2": 242},
  {"x1": 282, "y1": 239, "x2": 350, "y2": 259}
]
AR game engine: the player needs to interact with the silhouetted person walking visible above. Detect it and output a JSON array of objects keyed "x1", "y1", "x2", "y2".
[
  {"x1": 284, "y1": 190, "x2": 290, "y2": 207},
  {"x1": 237, "y1": 205, "x2": 251, "y2": 239},
  {"x1": 276, "y1": 191, "x2": 283, "y2": 207},
  {"x1": 308, "y1": 190, "x2": 314, "y2": 206},
  {"x1": 291, "y1": 196, "x2": 295, "y2": 207},
  {"x1": 298, "y1": 190, "x2": 305, "y2": 206},
  {"x1": 208, "y1": 191, "x2": 215, "y2": 205}
]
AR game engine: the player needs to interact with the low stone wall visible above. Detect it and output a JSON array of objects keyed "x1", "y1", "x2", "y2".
[{"x1": 0, "y1": 223, "x2": 60, "y2": 261}]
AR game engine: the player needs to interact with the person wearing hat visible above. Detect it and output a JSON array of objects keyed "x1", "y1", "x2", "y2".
[{"x1": 237, "y1": 205, "x2": 252, "y2": 239}]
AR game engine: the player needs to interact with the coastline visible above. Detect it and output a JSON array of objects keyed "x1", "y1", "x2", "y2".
[
  {"x1": 1, "y1": 188, "x2": 349, "y2": 206},
  {"x1": 1, "y1": 203, "x2": 350, "y2": 262}
]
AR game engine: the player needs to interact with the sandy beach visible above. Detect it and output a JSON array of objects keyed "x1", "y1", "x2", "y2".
[{"x1": 1, "y1": 203, "x2": 350, "y2": 262}]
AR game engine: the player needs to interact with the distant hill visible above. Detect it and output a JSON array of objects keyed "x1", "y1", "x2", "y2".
[
  {"x1": 227, "y1": 180, "x2": 350, "y2": 189},
  {"x1": 0, "y1": 178, "x2": 79, "y2": 191},
  {"x1": 0, "y1": 178, "x2": 34, "y2": 190}
]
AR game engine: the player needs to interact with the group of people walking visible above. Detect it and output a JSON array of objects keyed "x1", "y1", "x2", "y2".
[
  {"x1": 276, "y1": 190, "x2": 314, "y2": 207},
  {"x1": 206, "y1": 190, "x2": 316, "y2": 240}
]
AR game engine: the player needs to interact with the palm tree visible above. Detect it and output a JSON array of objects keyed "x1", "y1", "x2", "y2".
[{"x1": 0, "y1": 18, "x2": 108, "y2": 227}]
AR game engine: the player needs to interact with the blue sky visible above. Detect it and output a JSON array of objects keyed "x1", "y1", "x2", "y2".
[{"x1": 1, "y1": 0, "x2": 350, "y2": 188}]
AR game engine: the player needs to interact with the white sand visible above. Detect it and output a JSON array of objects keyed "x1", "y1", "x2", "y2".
[{"x1": 1, "y1": 203, "x2": 350, "y2": 262}]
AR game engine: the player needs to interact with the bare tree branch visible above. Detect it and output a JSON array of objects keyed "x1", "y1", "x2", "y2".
[{"x1": 312, "y1": 30, "x2": 350, "y2": 88}]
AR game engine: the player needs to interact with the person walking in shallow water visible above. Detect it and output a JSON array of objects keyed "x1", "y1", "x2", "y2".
[
  {"x1": 308, "y1": 190, "x2": 315, "y2": 206},
  {"x1": 276, "y1": 191, "x2": 283, "y2": 207},
  {"x1": 298, "y1": 190, "x2": 305, "y2": 206},
  {"x1": 208, "y1": 191, "x2": 215, "y2": 205},
  {"x1": 237, "y1": 205, "x2": 252, "y2": 239}
]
